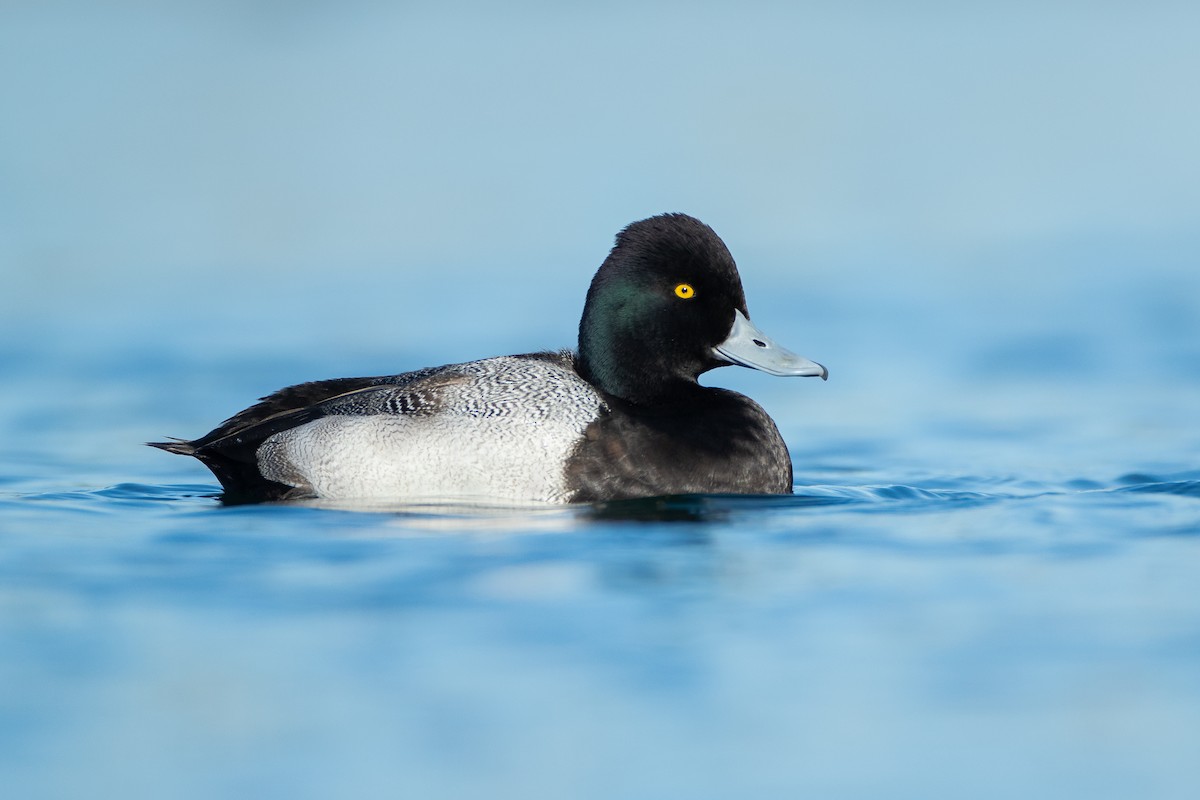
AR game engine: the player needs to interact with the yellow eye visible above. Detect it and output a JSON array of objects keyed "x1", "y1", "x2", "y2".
[{"x1": 674, "y1": 283, "x2": 695, "y2": 299}]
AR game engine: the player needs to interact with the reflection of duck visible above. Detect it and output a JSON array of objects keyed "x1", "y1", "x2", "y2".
[{"x1": 151, "y1": 213, "x2": 827, "y2": 504}]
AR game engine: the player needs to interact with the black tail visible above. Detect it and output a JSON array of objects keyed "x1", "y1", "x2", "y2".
[
  {"x1": 148, "y1": 436, "x2": 303, "y2": 503},
  {"x1": 147, "y1": 438, "x2": 197, "y2": 456}
]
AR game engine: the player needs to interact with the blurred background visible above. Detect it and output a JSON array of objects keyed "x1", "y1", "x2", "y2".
[
  {"x1": 4, "y1": 1, "x2": 1199, "y2": 489},
  {"x1": 4, "y1": 1, "x2": 1199, "y2": 488}
]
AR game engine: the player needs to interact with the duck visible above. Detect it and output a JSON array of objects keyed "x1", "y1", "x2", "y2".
[{"x1": 150, "y1": 213, "x2": 827, "y2": 504}]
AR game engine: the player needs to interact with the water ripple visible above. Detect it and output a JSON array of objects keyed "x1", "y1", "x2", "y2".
[
  {"x1": 20, "y1": 483, "x2": 218, "y2": 507},
  {"x1": 1115, "y1": 480, "x2": 1200, "y2": 498},
  {"x1": 6, "y1": 473, "x2": 1197, "y2": 530}
]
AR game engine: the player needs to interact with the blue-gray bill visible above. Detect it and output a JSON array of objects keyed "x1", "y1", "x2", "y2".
[{"x1": 712, "y1": 309, "x2": 828, "y2": 379}]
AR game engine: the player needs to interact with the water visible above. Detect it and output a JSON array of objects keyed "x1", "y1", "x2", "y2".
[
  {"x1": 4, "y1": 483, "x2": 1199, "y2": 799},
  {"x1": 4, "y1": 285, "x2": 1199, "y2": 799},
  {"x1": 4, "y1": 4, "x2": 1200, "y2": 799}
]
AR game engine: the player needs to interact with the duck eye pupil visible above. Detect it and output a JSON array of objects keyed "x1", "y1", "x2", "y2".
[{"x1": 674, "y1": 283, "x2": 695, "y2": 299}]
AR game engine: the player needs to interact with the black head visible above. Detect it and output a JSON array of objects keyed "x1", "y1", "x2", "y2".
[{"x1": 578, "y1": 213, "x2": 750, "y2": 404}]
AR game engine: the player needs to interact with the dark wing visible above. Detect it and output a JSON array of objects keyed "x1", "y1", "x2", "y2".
[{"x1": 148, "y1": 365, "x2": 466, "y2": 503}]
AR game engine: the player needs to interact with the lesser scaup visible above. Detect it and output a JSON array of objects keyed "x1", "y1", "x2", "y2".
[{"x1": 150, "y1": 213, "x2": 827, "y2": 503}]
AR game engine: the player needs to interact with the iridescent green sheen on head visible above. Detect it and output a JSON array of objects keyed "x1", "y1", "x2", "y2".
[{"x1": 577, "y1": 214, "x2": 748, "y2": 404}]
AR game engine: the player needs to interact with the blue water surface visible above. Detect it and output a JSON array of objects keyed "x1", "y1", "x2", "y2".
[
  {"x1": 3, "y1": 266, "x2": 1199, "y2": 799},
  {"x1": 3, "y1": 4, "x2": 1200, "y2": 799}
]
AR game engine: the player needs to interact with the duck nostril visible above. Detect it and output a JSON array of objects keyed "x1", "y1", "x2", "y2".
[{"x1": 752, "y1": 339, "x2": 767, "y2": 348}]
